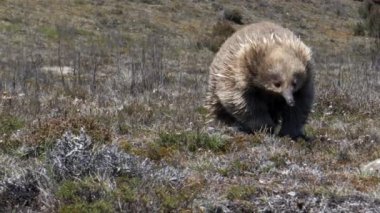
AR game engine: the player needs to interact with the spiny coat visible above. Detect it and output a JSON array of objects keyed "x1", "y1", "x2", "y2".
[{"x1": 206, "y1": 21, "x2": 314, "y2": 139}]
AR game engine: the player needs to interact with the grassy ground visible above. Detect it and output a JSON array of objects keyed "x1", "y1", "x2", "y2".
[{"x1": 0, "y1": 0, "x2": 380, "y2": 212}]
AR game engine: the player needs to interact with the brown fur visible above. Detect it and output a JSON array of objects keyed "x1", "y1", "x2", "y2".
[{"x1": 206, "y1": 21, "x2": 314, "y2": 139}]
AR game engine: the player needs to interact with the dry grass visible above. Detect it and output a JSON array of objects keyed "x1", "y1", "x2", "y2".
[{"x1": 0, "y1": 0, "x2": 379, "y2": 212}]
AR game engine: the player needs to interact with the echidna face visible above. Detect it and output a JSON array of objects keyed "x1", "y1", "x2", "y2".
[{"x1": 260, "y1": 46, "x2": 307, "y2": 106}]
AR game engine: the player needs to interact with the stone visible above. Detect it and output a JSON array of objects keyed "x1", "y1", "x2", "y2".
[{"x1": 361, "y1": 159, "x2": 380, "y2": 175}]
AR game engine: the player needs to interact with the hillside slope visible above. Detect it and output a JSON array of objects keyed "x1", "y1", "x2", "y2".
[{"x1": 0, "y1": 0, "x2": 379, "y2": 212}]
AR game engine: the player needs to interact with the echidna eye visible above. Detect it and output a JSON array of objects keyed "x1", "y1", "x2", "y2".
[
  {"x1": 292, "y1": 79, "x2": 297, "y2": 87},
  {"x1": 274, "y1": 81, "x2": 282, "y2": 88}
]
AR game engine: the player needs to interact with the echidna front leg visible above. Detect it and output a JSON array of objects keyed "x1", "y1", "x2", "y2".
[
  {"x1": 237, "y1": 101, "x2": 276, "y2": 134},
  {"x1": 222, "y1": 94, "x2": 276, "y2": 134},
  {"x1": 279, "y1": 80, "x2": 314, "y2": 140}
]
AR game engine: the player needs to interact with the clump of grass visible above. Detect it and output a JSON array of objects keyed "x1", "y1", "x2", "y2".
[
  {"x1": 269, "y1": 153, "x2": 288, "y2": 168},
  {"x1": 155, "y1": 186, "x2": 183, "y2": 210},
  {"x1": 39, "y1": 26, "x2": 59, "y2": 40},
  {"x1": 117, "y1": 123, "x2": 130, "y2": 135},
  {"x1": 129, "y1": 0, "x2": 161, "y2": 4},
  {"x1": 72, "y1": 0, "x2": 86, "y2": 5},
  {"x1": 195, "y1": 106, "x2": 208, "y2": 116},
  {"x1": 350, "y1": 174, "x2": 380, "y2": 192},
  {"x1": 227, "y1": 133, "x2": 264, "y2": 152},
  {"x1": 118, "y1": 139, "x2": 132, "y2": 152},
  {"x1": 27, "y1": 115, "x2": 112, "y2": 149},
  {"x1": 227, "y1": 185, "x2": 256, "y2": 201},
  {"x1": 57, "y1": 177, "x2": 115, "y2": 212},
  {"x1": 0, "y1": 113, "x2": 24, "y2": 152},
  {"x1": 143, "y1": 131, "x2": 227, "y2": 161},
  {"x1": 220, "y1": 160, "x2": 251, "y2": 177},
  {"x1": 336, "y1": 148, "x2": 351, "y2": 164},
  {"x1": 145, "y1": 142, "x2": 174, "y2": 161},
  {"x1": 114, "y1": 177, "x2": 141, "y2": 204},
  {"x1": 0, "y1": 113, "x2": 24, "y2": 136},
  {"x1": 223, "y1": 8, "x2": 243, "y2": 24},
  {"x1": 155, "y1": 177, "x2": 204, "y2": 211},
  {"x1": 60, "y1": 201, "x2": 114, "y2": 213},
  {"x1": 354, "y1": 22, "x2": 366, "y2": 36},
  {"x1": 117, "y1": 102, "x2": 154, "y2": 127},
  {"x1": 0, "y1": 22, "x2": 22, "y2": 33},
  {"x1": 158, "y1": 131, "x2": 228, "y2": 152},
  {"x1": 310, "y1": 186, "x2": 335, "y2": 198}
]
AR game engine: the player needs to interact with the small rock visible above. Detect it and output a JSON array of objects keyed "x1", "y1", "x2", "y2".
[
  {"x1": 288, "y1": 191, "x2": 296, "y2": 197},
  {"x1": 361, "y1": 159, "x2": 380, "y2": 175}
]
